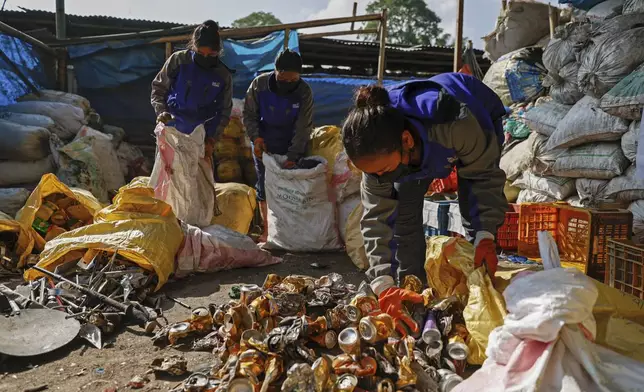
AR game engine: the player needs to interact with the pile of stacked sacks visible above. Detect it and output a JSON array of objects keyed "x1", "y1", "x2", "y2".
[
  {"x1": 0, "y1": 89, "x2": 149, "y2": 207},
  {"x1": 213, "y1": 98, "x2": 256, "y2": 186},
  {"x1": 486, "y1": 0, "x2": 644, "y2": 242}
]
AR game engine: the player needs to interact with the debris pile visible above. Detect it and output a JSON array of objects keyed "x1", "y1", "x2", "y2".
[{"x1": 153, "y1": 273, "x2": 470, "y2": 392}]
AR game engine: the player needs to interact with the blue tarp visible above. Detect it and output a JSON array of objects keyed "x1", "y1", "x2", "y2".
[{"x1": 0, "y1": 33, "x2": 54, "y2": 106}]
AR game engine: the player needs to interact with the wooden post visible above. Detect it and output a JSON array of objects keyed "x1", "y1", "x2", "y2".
[
  {"x1": 165, "y1": 42, "x2": 172, "y2": 59},
  {"x1": 284, "y1": 28, "x2": 290, "y2": 50},
  {"x1": 548, "y1": 4, "x2": 559, "y2": 39},
  {"x1": 55, "y1": 0, "x2": 66, "y2": 39},
  {"x1": 454, "y1": 0, "x2": 464, "y2": 72},
  {"x1": 351, "y1": 2, "x2": 358, "y2": 30},
  {"x1": 377, "y1": 9, "x2": 388, "y2": 85}
]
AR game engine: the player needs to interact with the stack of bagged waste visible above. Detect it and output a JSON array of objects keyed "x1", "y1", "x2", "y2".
[
  {"x1": 214, "y1": 98, "x2": 255, "y2": 186},
  {"x1": 0, "y1": 89, "x2": 149, "y2": 204}
]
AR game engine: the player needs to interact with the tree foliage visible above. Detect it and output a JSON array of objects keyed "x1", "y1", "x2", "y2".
[
  {"x1": 232, "y1": 12, "x2": 282, "y2": 28},
  {"x1": 363, "y1": 0, "x2": 446, "y2": 46}
]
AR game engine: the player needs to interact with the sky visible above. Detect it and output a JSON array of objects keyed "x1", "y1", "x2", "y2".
[{"x1": 2, "y1": 0, "x2": 549, "y2": 49}]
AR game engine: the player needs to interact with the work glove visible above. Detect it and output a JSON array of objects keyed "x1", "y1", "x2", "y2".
[
  {"x1": 474, "y1": 231, "x2": 498, "y2": 282},
  {"x1": 371, "y1": 276, "x2": 424, "y2": 336},
  {"x1": 282, "y1": 160, "x2": 297, "y2": 169},
  {"x1": 253, "y1": 138, "x2": 266, "y2": 159},
  {"x1": 156, "y1": 111, "x2": 174, "y2": 124}
]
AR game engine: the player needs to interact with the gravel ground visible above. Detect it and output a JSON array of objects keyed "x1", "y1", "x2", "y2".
[{"x1": 0, "y1": 251, "x2": 362, "y2": 392}]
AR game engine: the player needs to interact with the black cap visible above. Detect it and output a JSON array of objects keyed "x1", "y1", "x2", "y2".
[{"x1": 275, "y1": 49, "x2": 302, "y2": 73}]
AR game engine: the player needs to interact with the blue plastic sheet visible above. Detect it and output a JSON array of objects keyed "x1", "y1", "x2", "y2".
[{"x1": 0, "y1": 33, "x2": 53, "y2": 106}]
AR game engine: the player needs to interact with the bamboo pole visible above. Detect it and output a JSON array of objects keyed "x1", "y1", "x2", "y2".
[
  {"x1": 377, "y1": 9, "x2": 388, "y2": 86},
  {"x1": 549, "y1": 4, "x2": 559, "y2": 39},
  {"x1": 351, "y1": 2, "x2": 358, "y2": 30},
  {"x1": 165, "y1": 42, "x2": 172, "y2": 59},
  {"x1": 454, "y1": 0, "x2": 464, "y2": 72},
  {"x1": 0, "y1": 21, "x2": 56, "y2": 56},
  {"x1": 299, "y1": 28, "x2": 378, "y2": 40}
]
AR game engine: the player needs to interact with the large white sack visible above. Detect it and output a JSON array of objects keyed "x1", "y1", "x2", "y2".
[
  {"x1": 517, "y1": 189, "x2": 557, "y2": 203},
  {"x1": 0, "y1": 188, "x2": 30, "y2": 217},
  {"x1": 338, "y1": 194, "x2": 368, "y2": 270},
  {"x1": 512, "y1": 171, "x2": 576, "y2": 200},
  {"x1": 102, "y1": 125, "x2": 126, "y2": 148},
  {"x1": 264, "y1": 153, "x2": 342, "y2": 252},
  {"x1": 622, "y1": 120, "x2": 641, "y2": 162},
  {"x1": 578, "y1": 27, "x2": 644, "y2": 98},
  {"x1": 0, "y1": 156, "x2": 54, "y2": 187},
  {"x1": 483, "y1": 0, "x2": 551, "y2": 61},
  {"x1": 500, "y1": 135, "x2": 534, "y2": 180},
  {"x1": 566, "y1": 195, "x2": 587, "y2": 207},
  {"x1": 600, "y1": 63, "x2": 644, "y2": 120},
  {"x1": 116, "y1": 141, "x2": 146, "y2": 178},
  {"x1": 543, "y1": 22, "x2": 591, "y2": 73},
  {"x1": 19, "y1": 90, "x2": 91, "y2": 113},
  {"x1": 524, "y1": 99, "x2": 573, "y2": 136},
  {"x1": 149, "y1": 124, "x2": 215, "y2": 227},
  {"x1": 333, "y1": 150, "x2": 360, "y2": 203},
  {"x1": 576, "y1": 178, "x2": 611, "y2": 206},
  {"x1": 0, "y1": 119, "x2": 50, "y2": 161},
  {"x1": 629, "y1": 200, "x2": 644, "y2": 242},
  {"x1": 605, "y1": 164, "x2": 644, "y2": 201},
  {"x1": 542, "y1": 62, "x2": 584, "y2": 105},
  {"x1": 552, "y1": 142, "x2": 629, "y2": 179},
  {"x1": 74, "y1": 126, "x2": 126, "y2": 192},
  {"x1": 530, "y1": 133, "x2": 566, "y2": 175},
  {"x1": 624, "y1": 0, "x2": 644, "y2": 13},
  {"x1": 0, "y1": 112, "x2": 56, "y2": 131},
  {"x1": 0, "y1": 101, "x2": 85, "y2": 139},
  {"x1": 546, "y1": 96, "x2": 630, "y2": 151},
  {"x1": 175, "y1": 223, "x2": 281, "y2": 278}
]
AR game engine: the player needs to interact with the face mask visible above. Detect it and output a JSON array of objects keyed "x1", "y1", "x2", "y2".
[
  {"x1": 195, "y1": 53, "x2": 219, "y2": 68},
  {"x1": 276, "y1": 79, "x2": 299, "y2": 94},
  {"x1": 375, "y1": 147, "x2": 413, "y2": 184}
]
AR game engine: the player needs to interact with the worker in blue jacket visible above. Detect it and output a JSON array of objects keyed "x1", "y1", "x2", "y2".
[
  {"x1": 150, "y1": 20, "x2": 233, "y2": 162},
  {"x1": 342, "y1": 73, "x2": 508, "y2": 333},
  {"x1": 243, "y1": 49, "x2": 314, "y2": 242}
]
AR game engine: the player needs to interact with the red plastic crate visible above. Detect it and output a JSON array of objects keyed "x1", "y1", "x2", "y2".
[
  {"x1": 498, "y1": 204, "x2": 520, "y2": 250},
  {"x1": 607, "y1": 239, "x2": 644, "y2": 299},
  {"x1": 518, "y1": 203, "x2": 559, "y2": 258}
]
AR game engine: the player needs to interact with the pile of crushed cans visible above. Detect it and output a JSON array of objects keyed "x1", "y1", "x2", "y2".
[{"x1": 154, "y1": 273, "x2": 470, "y2": 392}]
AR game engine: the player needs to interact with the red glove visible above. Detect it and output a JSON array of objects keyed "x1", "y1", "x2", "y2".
[
  {"x1": 282, "y1": 160, "x2": 297, "y2": 169},
  {"x1": 475, "y1": 238, "x2": 498, "y2": 281},
  {"x1": 253, "y1": 138, "x2": 266, "y2": 159},
  {"x1": 378, "y1": 287, "x2": 424, "y2": 336}
]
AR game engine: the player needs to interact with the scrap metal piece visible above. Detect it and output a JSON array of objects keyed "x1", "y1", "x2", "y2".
[
  {"x1": 151, "y1": 355, "x2": 188, "y2": 376},
  {"x1": 0, "y1": 308, "x2": 80, "y2": 357},
  {"x1": 79, "y1": 323, "x2": 103, "y2": 349}
]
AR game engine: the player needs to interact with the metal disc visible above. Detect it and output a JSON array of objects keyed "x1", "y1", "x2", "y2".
[{"x1": 0, "y1": 308, "x2": 80, "y2": 357}]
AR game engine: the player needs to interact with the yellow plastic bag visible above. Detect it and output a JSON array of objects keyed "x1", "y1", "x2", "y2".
[
  {"x1": 0, "y1": 211, "x2": 34, "y2": 268},
  {"x1": 424, "y1": 236, "x2": 506, "y2": 365},
  {"x1": 309, "y1": 126, "x2": 343, "y2": 184},
  {"x1": 214, "y1": 137, "x2": 240, "y2": 159},
  {"x1": 216, "y1": 159, "x2": 243, "y2": 183},
  {"x1": 16, "y1": 174, "x2": 103, "y2": 252},
  {"x1": 504, "y1": 180, "x2": 520, "y2": 203},
  {"x1": 211, "y1": 183, "x2": 257, "y2": 234},
  {"x1": 222, "y1": 117, "x2": 245, "y2": 139},
  {"x1": 25, "y1": 177, "x2": 183, "y2": 291}
]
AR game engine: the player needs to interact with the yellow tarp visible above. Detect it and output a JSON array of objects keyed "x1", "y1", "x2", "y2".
[
  {"x1": 211, "y1": 182, "x2": 256, "y2": 234},
  {"x1": 424, "y1": 236, "x2": 507, "y2": 365},
  {"x1": 25, "y1": 177, "x2": 183, "y2": 291},
  {"x1": 15, "y1": 173, "x2": 103, "y2": 253},
  {"x1": 0, "y1": 211, "x2": 34, "y2": 268}
]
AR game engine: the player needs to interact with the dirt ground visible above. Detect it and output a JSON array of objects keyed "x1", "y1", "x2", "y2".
[{"x1": 0, "y1": 251, "x2": 363, "y2": 392}]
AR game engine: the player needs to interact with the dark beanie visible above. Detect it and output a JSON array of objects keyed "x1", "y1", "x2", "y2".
[{"x1": 275, "y1": 49, "x2": 302, "y2": 73}]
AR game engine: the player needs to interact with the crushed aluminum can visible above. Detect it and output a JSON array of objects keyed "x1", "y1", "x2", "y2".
[
  {"x1": 249, "y1": 295, "x2": 279, "y2": 321},
  {"x1": 228, "y1": 378, "x2": 255, "y2": 392},
  {"x1": 309, "y1": 330, "x2": 337, "y2": 350},
  {"x1": 401, "y1": 275, "x2": 423, "y2": 293},
  {"x1": 335, "y1": 374, "x2": 358, "y2": 392},
  {"x1": 240, "y1": 329, "x2": 268, "y2": 353},
  {"x1": 168, "y1": 322, "x2": 192, "y2": 345},
  {"x1": 237, "y1": 349, "x2": 265, "y2": 385},
  {"x1": 425, "y1": 338, "x2": 444, "y2": 360},
  {"x1": 281, "y1": 362, "x2": 315, "y2": 392},
  {"x1": 190, "y1": 307, "x2": 213, "y2": 333},
  {"x1": 332, "y1": 354, "x2": 377, "y2": 377},
  {"x1": 260, "y1": 355, "x2": 283, "y2": 392},
  {"x1": 275, "y1": 292, "x2": 306, "y2": 317},
  {"x1": 337, "y1": 327, "x2": 361, "y2": 357},
  {"x1": 438, "y1": 368, "x2": 464, "y2": 392},
  {"x1": 182, "y1": 372, "x2": 210, "y2": 392},
  {"x1": 192, "y1": 331, "x2": 222, "y2": 351},
  {"x1": 396, "y1": 355, "x2": 417, "y2": 389},
  {"x1": 312, "y1": 356, "x2": 334, "y2": 392},
  {"x1": 359, "y1": 313, "x2": 394, "y2": 344},
  {"x1": 239, "y1": 284, "x2": 262, "y2": 306},
  {"x1": 422, "y1": 287, "x2": 436, "y2": 307},
  {"x1": 350, "y1": 290, "x2": 379, "y2": 317},
  {"x1": 447, "y1": 324, "x2": 469, "y2": 361},
  {"x1": 151, "y1": 355, "x2": 188, "y2": 376},
  {"x1": 303, "y1": 315, "x2": 328, "y2": 336},
  {"x1": 262, "y1": 274, "x2": 282, "y2": 289},
  {"x1": 422, "y1": 310, "x2": 441, "y2": 344},
  {"x1": 377, "y1": 378, "x2": 395, "y2": 392},
  {"x1": 325, "y1": 304, "x2": 360, "y2": 330}
]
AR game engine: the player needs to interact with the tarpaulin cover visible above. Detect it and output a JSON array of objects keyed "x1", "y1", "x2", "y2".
[
  {"x1": 0, "y1": 33, "x2": 54, "y2": 106},
  {"x1": 25, "y1": 177, "x2": 183, "y2": 290},
  {"x1": 0, "y1": 211, "x2": 34, "y2": 268},
  {"x1": 16, "y1": 174, "x2": 103, "y2": 253}
]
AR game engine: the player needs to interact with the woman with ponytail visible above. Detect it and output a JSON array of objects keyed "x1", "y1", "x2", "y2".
[
  {"x1": 151, "y1": 20, "x2": 233, "y2": 161},
  {"x1": 342, "y1": 73, "x2": 508, "y2": 332}
]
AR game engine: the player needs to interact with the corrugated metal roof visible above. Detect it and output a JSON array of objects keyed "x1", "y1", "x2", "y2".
[{"x1": 6, "y1": 7, "x2": 186, "y2": 27}]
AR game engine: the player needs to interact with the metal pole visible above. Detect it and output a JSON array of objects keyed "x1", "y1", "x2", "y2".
[
  {"x1": 284, "y1": 29, "x2": 290, "y2": 50},
  {"x1": 454, "y1": 0, "x2": 464, "y2": 72},
  {"x1": 351, "y1": 2, "x2": 358, "y2": 30},
  {"x1": 0, "y1": 21, "x2": 56, "y2": 56},
  {"x1": 377, "y1": 9, "x2": 388, "y2": 86},
  {"x1": 55, "y1": 0, "x2": 66, "y2": 40},
  {"x1": 299, "y1": 28, "x2": 378, "y2": 40}
]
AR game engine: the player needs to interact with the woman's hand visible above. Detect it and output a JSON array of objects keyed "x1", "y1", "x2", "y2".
[{"x1": 156, "y1": 112, "x2": 173, "y2": 124}]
